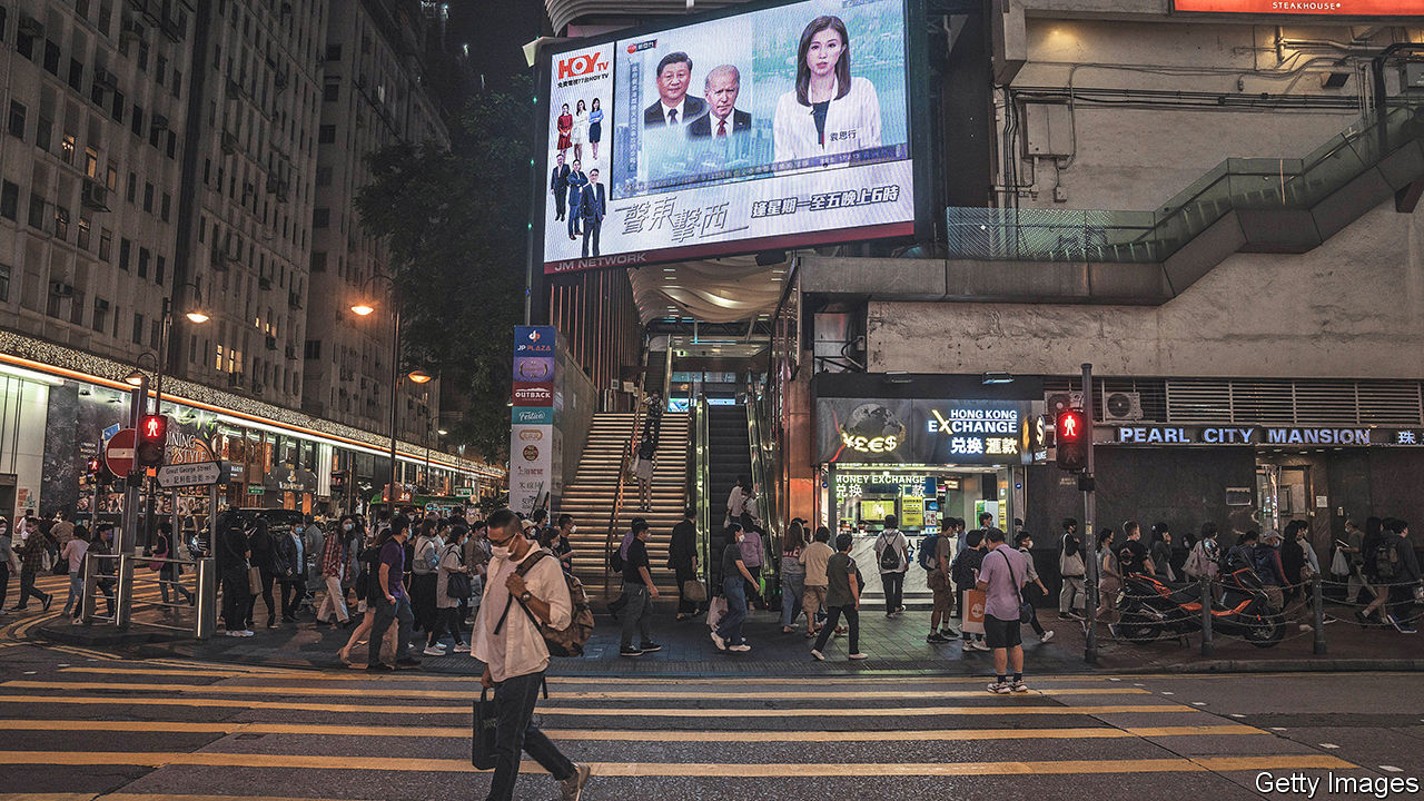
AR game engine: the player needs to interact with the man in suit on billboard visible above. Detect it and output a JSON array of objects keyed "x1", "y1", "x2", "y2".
[
  {"x1": 573, "y1": 168, "x2": 607, "y2": 259},
  {"x1": 642, "y1": 52, "x2": 706, "y2": 128},
  {"x1": 549, "y1": 153, "x2": 571, "y2": 222},
  {"x1": 565, "y1": 159, "x2": 588, "y2": 239},
  {"x1": 688, "y1": 65, "x2": 751, "y2": 139}
]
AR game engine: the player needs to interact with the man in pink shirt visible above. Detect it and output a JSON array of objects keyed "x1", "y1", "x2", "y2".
[{"x1": 976, "y1": 527, "x2": 1031, "y2": 694}]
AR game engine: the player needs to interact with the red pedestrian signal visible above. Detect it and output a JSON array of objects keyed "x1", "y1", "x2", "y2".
[
  {"x1": 1055, "y1": 408, "x2": 1088, "y2": 472},
  {"x1": 136, "y1": 414, "x2": 169, "y2": 468}
]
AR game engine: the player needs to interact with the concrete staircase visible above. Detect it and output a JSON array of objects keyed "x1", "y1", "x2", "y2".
[{"x1": 557, "y1": 411, "x2": 689, "y2": 597}]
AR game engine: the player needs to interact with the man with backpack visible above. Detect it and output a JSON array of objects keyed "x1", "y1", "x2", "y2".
[
  {"x1": 473, "y1": 508, "x2": 590, "y2": 801},
  {"x1": 922, "y1": 524, "x2": 955, "y2": 642},
  {"x1": 1058, "y1": 518, "x2": 1085, "y2": 620},
  {"x1": 1376, "y1": 518, "x2": 1420, "y2": 634},
  {"x1": 874, "y1": 514, "x2": 908, "y2": 618}
]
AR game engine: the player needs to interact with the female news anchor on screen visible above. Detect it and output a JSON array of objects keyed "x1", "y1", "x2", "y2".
[
  {"x1": 571, "y1": 99, "x2": 589, "y2": 162},
  {"x1": 773, "y1": 15, "x2": 882, "y2": 165},
  {"x1": 556, "y1": 103, "x2": 573, "y2": 156}
]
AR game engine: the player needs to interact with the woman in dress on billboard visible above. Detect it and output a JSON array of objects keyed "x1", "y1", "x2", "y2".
[
  {"x1": 773, "y1": 15, "x2": 882, "y2": 165},
  {"x1": 571, "y1": 99, "x2": 588, "y2": 162},
  {"x1": 588, "y1": 98, "x2": 604, "y2": 161},
  {"x1": 556, "y1": 103, "x2": 573, "y2": 157}
]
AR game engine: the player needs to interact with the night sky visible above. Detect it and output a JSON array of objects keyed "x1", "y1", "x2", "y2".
[{"x1": 447, "y1": 0, "x2": 548, "y2": 86}]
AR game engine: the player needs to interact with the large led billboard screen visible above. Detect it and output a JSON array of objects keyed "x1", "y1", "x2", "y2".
[
  {"x1": 540, "y1": 0, "x2": 916, "y2": 274},
  {"x1": 1174, "y1": 0, "x2": 1424, "y2": 14}
]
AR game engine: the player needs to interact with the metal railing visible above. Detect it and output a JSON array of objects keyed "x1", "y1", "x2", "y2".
[
  {"x1": 80, "y1": 551, "x2": 216, "y2": 639},
  {"x1": 946, "y1": 100, "x2": 1424, "y2": 264},
  {"x1": 694, "y1": 395, "x2": 713, "y2": 589}
]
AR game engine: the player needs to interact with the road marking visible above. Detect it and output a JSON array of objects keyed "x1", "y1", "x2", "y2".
[
  {"x1": 0, "y1": 694, "x2": 1199, "y2": 718},
  {"x1": 0, "y1": 751, "x2": 1354, "y2": 776},
  {"x1": 1379, "y1": 765, "x2": 1404, "y2": 772},
  {"x1": 0, "y1": 719, "x2": 1268, "y2": 741},
  {"x1": 0, "y1": 680, "x2": 1150, "y2": 702},
  {"x1": 1320, "y1": 743, "x2": 1340, "y2": 749}
]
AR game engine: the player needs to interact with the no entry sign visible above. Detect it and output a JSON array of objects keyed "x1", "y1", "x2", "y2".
[{"x1": 104, "y1": 428, "x2": 137, "y2": 476}]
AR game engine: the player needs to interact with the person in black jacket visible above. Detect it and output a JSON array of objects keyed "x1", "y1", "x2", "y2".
[
  {"x1": 952, "y1": 530, "x2": 988, "y2": 652},
  {"x1": 1379, "y1": 518, "x2": 1421, "y2": 634},
  {"x1": 214, "y1": 511, "x2": 253, "y2": 637},
  {"x1": 245, "y1": 518, "x2": 278, "y2": 629},
  {"x1": 271, "y1": 525, "x2": 303, "y2": 624},
  {"x1": 668, "y1": 508, "x2": 700, "y2": 620}
]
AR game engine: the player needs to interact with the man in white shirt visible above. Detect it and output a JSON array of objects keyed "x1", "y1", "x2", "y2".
[{"x1": 472, "y1": 509, "x2": 589, "y2": 801}]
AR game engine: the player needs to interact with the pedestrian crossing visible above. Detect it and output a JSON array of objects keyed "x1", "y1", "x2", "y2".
[{"x1": 0, "y1": 654, "x2": 1376, "y2": 800}]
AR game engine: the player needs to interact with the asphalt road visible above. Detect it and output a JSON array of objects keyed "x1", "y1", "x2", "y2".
[{"x1": 0, "y1": 638, "x2": 1420, "y2": 801}]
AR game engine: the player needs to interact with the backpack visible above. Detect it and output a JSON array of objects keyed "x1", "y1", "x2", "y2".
[
  {"x1": 1183, "y1": 542, "x2": 1207, "y2": 578},
  {"x1": 950, "y1": 548, "x2": 975, "y2": 589},
  {"x1": 877, "y1": 532, "x2": 901, "y2": 572},
  {"x1": 498, "y1": 549, "x2": 594, "y2": 657},
  {"x1": 1374, "y1": 535, "x2": 1400, "y2": 580},
  {"x1": 609, "y1": 542, "x2": 625, "y2": 572},
  {"x1": 1251, "y1": 546, "x2": 1274, "y2": 581},
  {"x1": 918, "y1": 532, "x2": 940, "y2": 571}
]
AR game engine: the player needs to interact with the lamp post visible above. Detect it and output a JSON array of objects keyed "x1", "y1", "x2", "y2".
[{"x1": 351, "y1": 275, "x2": 433, "y2": 510}]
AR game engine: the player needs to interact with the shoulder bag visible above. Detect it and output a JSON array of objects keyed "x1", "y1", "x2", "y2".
[{"x1": 996, "y1": 549, "x2": 1033, "y2": 624}]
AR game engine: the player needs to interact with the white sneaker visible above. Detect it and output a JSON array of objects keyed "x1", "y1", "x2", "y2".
[
  {"x1": 225, "y1": 630, "x2": 245, "y2": 638},
  {"x1": 453, "y1": 644, "x2": 471, "y2": 653},
  {"x1": 239, "y1": 629, "x2": 255, "y2": 637},
  {"x1": 710, "y1": 631, "x2": 726, "y2": 651},
  {"x1": 728, "y1": 643, "x2": 751, "y2": 652},
  {"x1": 987, "y1": 681, "x2": 1011, "y2": 694},
  {"x1": 810, "y1": 649, "x2": 825, "y2": 661},
  {"x1": 1040, "y1": 630, "x2": 1055, "y2": 643},
  {"x1": 969, "y1": 640, "x2": 991, "y2": 652},
  {"x1": 422, "y1": 646, "x2": 446, "y2": 657},
  {"x1": 849, "y1": 652, "x2": 868, "y2": 660},
  {"x1": 1011, "y1": 680, "x2": 1030, "y2": 693}
]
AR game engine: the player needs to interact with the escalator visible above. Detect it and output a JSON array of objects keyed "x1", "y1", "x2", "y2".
[{"x1": 704, "y1": 403, "x2": 752, "y2": 588}]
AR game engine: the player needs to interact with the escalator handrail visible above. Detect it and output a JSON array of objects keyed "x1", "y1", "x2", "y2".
[{"x1": 694, "y1": 395, "x2": 712, "y2": 589}]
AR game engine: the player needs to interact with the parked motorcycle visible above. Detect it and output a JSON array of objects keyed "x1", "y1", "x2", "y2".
[{"x1": 1112, "y1": 567, "x2": 1287, "y2": 648}]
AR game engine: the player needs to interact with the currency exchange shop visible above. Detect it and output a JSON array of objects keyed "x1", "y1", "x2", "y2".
[{"x1": 814, "y1": 395, "x2": 1049, "y2": 600}]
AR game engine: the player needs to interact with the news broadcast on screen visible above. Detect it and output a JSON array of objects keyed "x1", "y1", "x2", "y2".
[{"x1": 541, "y1": 0, "x2": 915, "y2": 274}]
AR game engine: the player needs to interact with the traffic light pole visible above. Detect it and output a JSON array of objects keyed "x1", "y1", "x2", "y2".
[
  {"x1": 117, "y1": 376, "x2": 147, "y2": 630},
  {"x1": 1081, "y1": 362, "x2": 1098, "y2": 664}
]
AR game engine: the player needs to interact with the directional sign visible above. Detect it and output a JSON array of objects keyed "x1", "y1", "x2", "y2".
[
  {"x1": 455, "y1": 486, "x2": 475, "y2": 498},
  {"x1": 156, "y1": 461, "x2": 223, "y2": 489},
  {"x1": 104, "y1": 428, "x2": 137, "y2": 477}
]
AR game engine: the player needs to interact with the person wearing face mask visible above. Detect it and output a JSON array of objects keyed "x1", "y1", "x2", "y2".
[
  {"x1": 546, "y1": 515, "x2": 575, "y2": 574},
  {"x1": 366, "y1": 514, "x2": 419, "y2": 671},
  {"x1": 0, "y1": 517, "x2": 14, "y2": 614},
  {"x1": 473, "y1": 509, "x2": 589, "y2": 801},
  {"x1": 9, "y1": 517, "x2": 55, "y2": 613},
  {"x1": 712, "y1": 523, "x2": 757, "y2": 653},
  {"x1": 316, "y1": 516, "x2": 353, "y2": 627}
]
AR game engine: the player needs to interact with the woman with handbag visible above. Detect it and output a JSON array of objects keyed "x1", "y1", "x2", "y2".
[
  {"x1": 426, "y1": 524, "x2": 472, "y2": 655},
  {"x1": 779, "y1": 522, "x2": 806, "y2": 633},
  {"x1": 1095, "y1": 528, "x2": 1121, "y2": 624}
]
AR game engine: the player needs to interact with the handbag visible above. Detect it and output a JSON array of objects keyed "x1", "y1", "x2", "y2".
[
  {"x1": 448, "y1": 571, "x2": 473, "y2": 600},
  {"x1": 1330, "y1": 548, "x2": 1350, "y2": 576},
  {"x1": 704, "y1": 594, "x2": 728, "y2": 629},
  {"x1": 682, "y1": 578, "x2": 708, "y2": 603},
  {"x1": 996, "y1": 549, "x2": 1033, "y2": 624},
  {"x1": 471, "y1": 688, "x2": 498, "y2": 770},
  {"x1": 247, "y1": 566, "x2": 263, "y2": 595}
]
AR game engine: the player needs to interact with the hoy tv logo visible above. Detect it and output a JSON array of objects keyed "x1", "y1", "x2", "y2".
[{"x1": 556, "y1": 52, "x2": 607, "y2": 80}]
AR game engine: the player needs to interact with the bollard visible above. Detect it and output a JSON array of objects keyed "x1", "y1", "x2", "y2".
[
  {"x1": 195, "y1": 558, "x2": 217, "y2": 640},
  {"x1": 1312, "y1": 574, "x2": 1327, "y2": 655},
  {"x1": 1200, "y1": 574, "x2": 1214, "y2": 657},
  {"x1": 81, "y1": 552, "x2": 98, "y2": 625},
  {"x1": 115, "y1": 553, "x2": 135, "y2": 630}
]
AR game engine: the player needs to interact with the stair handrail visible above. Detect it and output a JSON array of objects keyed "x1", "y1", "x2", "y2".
[
  {"x1": 745, "y1": 384, "x2": 781, "y2": 590},
  {"x1": 603, "y1": 371, "x2": 648, "y2": 596}
]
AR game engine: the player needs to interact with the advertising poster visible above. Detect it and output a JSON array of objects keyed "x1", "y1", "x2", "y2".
[
  {"x1": 816, "y1": 398, "x2": 1036, "y2": 466},
  {"x1": 1173, "y1": 0, "x2": 1423, "y2": 14},
  {"x1": 509, "y1": 326, "x2": 558, "y2": 515},
  {"x1": 542, "y1": 0, "x2": 915, "y2": 274}
]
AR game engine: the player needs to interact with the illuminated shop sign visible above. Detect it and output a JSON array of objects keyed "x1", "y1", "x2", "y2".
[
  {"x1": 1110, "y1": 426, "x2": 1424, "y2": 446},
  {"x1": 816, "y1": 398, "x2": 1034, "y2": 465}
]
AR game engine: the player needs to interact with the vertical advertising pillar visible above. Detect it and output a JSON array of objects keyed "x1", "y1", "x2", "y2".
[{"x1": 509, "y1": 326, "x2": 557, "y2": 515}]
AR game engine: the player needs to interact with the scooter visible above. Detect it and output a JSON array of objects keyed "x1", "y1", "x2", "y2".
[{"x1": 1112, "y1": 567, "x2": 1287, "y2": 648}]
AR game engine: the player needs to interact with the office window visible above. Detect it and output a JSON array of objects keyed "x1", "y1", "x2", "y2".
[
  {"x1": 118, "y1": 238, "x2": 131, "y2": 270},
  {"x1": 16, "y1": 26, "x2": 34, "y2": 60},
  {"x1": 132, "y1": 313, "x2": 144, "y2": 344},
  {"x1": 143, "y1": 182, "x2": 153, "y2": 212},
  {"x1": 315, "y1": 166, "x2": 332, "y2": 187},
  {"x1": 148, "y1": 122, "x2": 160, "y2": 148},
  {"x1": 77, "y1": 0, "x2": 91, "y2": 20},
  {"x1": 99, "y1": 227, "x2": 112, "y2": 261},
  {"x1": 68, "y1": 58, "x2": 83, "y2": 91},
  {"x1": 150, "y1": 319, "x2": 161, "y2": 350},
  {"x1": 0, "y1": 182, "x2": 16, "y2": 220},
  {"x1": 84, "y1": 147, "x2": 98, "y2": 178},
  {"x1": 7, "y1": 101, "x2": 24, "y2": 138},
  {"x1": 0, "y1": 265, "x2": 9, "y2": 303},
  {"x1": 111, "y1": 90, "x2": 124, "y2": 122},
  {"x1": 318, "y1": 125, "x2": 335, "y2": 144},
  {"x1": 54, "y1": 206, "x2": 69, "y2": 240},
  {"x1": 27, "y1": 194, "x2": 44, "y2": 229},
  {"x1": 126, "y1": 172, "x2": 137, "y2": 203},
  {"x1": 172, "y1": 69, "x2": 182, "y2": 98},
  {"x1": 156, "y1": 55, "x2": 167, "y2": 85},
  {"x1": 166, "y1": 130, "x2": 176, "y2": 159},
  {"x1": 43, "y1": 40, "x2": 59, "y2": 74},
  {"x1": 137, "y1": 41, "x2": 149, "y2": 71},
  {"x1": 35, "y1": 117, "x2": 51, "y2": 152},
  {"x1": 312, "y1": 208, "x2": 329, "y2": 228},
  {"x1": 77, "y1": 216, "x2": 91, "y2": 250},
  {"x1": 155, "y1": 255, "x2": 165, "y2": 285},
  {"x1": 106, "y1": 166, "x2": 117, "y2": 190},
  {"x1": 138, "y1": 247, "x2": 150, "y2": 278},
  {"x1": 304, "y1": 340, "x2": 321, "y2": 360},
  {"x1": 61, "y1": 133, "x2": 76, "y2": 164},
  {"x1": 310, "y1": 252, "x2": 326, "y2": 272},
  {"x1": 98, "y1": 2, "x2": 112, "y2": 32},
  {"x1": 323, "y1": 80, "x2": 339, "y2": 102},
  {"x1": 47, "y1": 291, "x2": 63, "y2": 319},
  {"x1": 161, "y1": 192, "x2": 171, "y2": 222},
  {"x1": 92, "y1": 299, "x2": 108, "y2": 332},
  {"x1": 130, "y1": 105, "x2": 143, "y2": 137},
  {"x1": 325, "y1": 44, "x2": 341, "y2": 61},
  {"x1": 69, "y1": 289, "x2": 85, "y2": 325}
]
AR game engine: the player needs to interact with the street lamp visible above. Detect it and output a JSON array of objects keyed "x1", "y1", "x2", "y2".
[
  {"x1": 407, "y1": 369, "x2": 433, "y2": 385},
  {"x1": 348, "y1": 274, "x2": 408, "y2": 508}
]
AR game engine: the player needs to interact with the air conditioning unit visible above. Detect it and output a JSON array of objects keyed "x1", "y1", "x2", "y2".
[
  {"x1": 93, "y1": 69, "x2": 118, "y2": 90},
  {"x1": 81, "y1": 181, "x2": 111, "y2": 211},
  {"x1": 1044, "y1": 391, "x2": 1084, "y2": 416},
  {"x1": 50, "y1": 282, "x2": 75, "y2": 297},
  {"x1": 18, "y1": 15, "x2": 44, "y2": 38},
  {"x1": 1102, "y1": 391, "x2": 1144, "y2": 422},
  {"x1": 265, "y1": 335, "x2": 278, "y2": 350}
]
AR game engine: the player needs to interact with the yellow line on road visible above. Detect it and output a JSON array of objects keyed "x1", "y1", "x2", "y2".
[
  {"x1": 0, "y1": 751, "x2": 1354, "y2": 776},
  {"x1": 0, "y1": 718, "x2": 1267, "y2": 741},
  {"x1": 0, "y1": 694, "x2": 1196, "y2": 717},
  {"x1": 1, "y1": 680, "x2": 1149, "y2": 702}
]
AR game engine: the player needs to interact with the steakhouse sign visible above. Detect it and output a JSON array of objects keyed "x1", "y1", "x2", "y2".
[{"x1": 1174, "y1": 0, "x2": 1424, "y2": 14}]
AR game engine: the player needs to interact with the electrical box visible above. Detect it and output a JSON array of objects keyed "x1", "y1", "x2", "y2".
[
  {"x1": 1024, "y1": 102, "x2": 1073, "y2": 158},
  {"x1": 1403, "y1": 62, "x2": 1424, "y2": 93}
]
